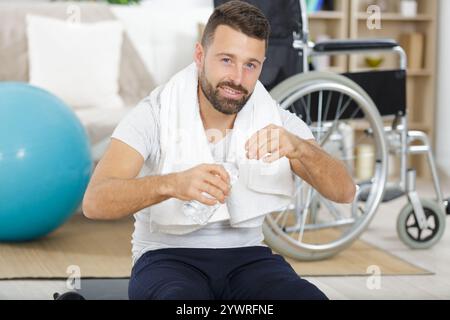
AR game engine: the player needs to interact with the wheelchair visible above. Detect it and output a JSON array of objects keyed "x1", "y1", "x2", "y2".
[{"x1": 225, "y1": 0, "x2": 450, "y2": 260}]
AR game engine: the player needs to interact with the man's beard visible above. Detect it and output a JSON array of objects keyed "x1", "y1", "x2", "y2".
[{"x1": 199, "y1": 69, "x2": 251, "y2": 115}]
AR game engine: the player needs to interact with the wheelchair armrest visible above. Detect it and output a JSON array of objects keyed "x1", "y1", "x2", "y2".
[{"x1": 313, "y1": 39, "x2": 399, "y2": 53}]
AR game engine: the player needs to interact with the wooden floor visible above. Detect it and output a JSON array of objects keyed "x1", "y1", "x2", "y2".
[
  {"x1": 1, "y1": 178, "x2": 449, "y2": 300},
  {"x1": 308, "y1": 176, "x2": 450, "y2": 299}
]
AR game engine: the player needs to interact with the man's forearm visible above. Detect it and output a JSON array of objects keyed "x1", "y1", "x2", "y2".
[
  {"x1": 82, "y1": 174, "x2": 175, "y2": 220},
  {"x1": 290, "y1": 139, "x2": 356, "y2": 203}
]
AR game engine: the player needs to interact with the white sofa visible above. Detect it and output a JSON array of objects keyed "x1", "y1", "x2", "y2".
[{"x1": 0, "y1": 1, "x2": 215, "y2": 160}]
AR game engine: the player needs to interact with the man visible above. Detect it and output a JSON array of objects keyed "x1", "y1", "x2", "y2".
[{"x1": 82, "y1": 1, "x2": 355, "y2": 300}]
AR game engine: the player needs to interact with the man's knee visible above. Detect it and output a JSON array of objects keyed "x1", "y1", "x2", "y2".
[
  {"x1": 298, "y1": 282, "x2": 328, "y2": 300},
  {"x1": 273, "y1": 278, "x2": 328, "y2": 300},
  {"x1": 156, "y1": 282, "x2": 213, "y2": 300},
  {"x1": 129, "y1": 280, "x2": 213, "y2": 300}
]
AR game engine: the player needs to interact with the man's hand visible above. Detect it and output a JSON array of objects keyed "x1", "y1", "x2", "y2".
[
  {"x1": 168, "y1": 164, "x2": 231, "y2": 206},
  {"x1": 244, "y1": 123, "x2": 356, "y2": 203},
  {"x1": 245, "y1": 124, "x2": 300, "y2": 162}
]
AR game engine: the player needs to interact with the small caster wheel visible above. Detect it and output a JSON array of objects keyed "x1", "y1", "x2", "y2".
[
  {"x1": 445, "y1": 198, "x2": 450, "y2": 215},
  {"x1": 396, "y1": 198, "x2": 446, "y2": 249}
]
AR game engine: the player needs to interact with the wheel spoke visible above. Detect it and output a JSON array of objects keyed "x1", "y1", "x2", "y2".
[
  {"x1": 297, "y1": 186, "x2": 313, "y2": 244},
  {"x1": 280, "y1": 208, "x2": 290, "y2": 230},
  {"x1": 336, "y1": 93, "x2": 343, "y2": 119},
  {"x1": 406, "y1": 214, "x2": 418, "y2": 228},
  {"x1": 317, "y1": 90, "x2": 323, "y2": 141},
  {"x1": 336, "y1": 96, "x2": 353, "y2": 120},
  {"x1": 417, "y1": 227, "x2": 423, "y2": 240},
  {"x1": 349, "y1": 106, "x2": 361, "y2": 119},
  {"x1": 299, "y1": 96, "x2": 312, "y2": 125},
  {"x1": 273, "y1": 208, "x2": 288, "y2": 225},
  {"x1": 320, "y1": 196, "x2": 344, "y2": 220},
  {"x1": 307, "y1": 93, "x2": 311, "y2": 123},
  {"x1": 323, "y1": 90, "x2": 332, "y2": 121}
]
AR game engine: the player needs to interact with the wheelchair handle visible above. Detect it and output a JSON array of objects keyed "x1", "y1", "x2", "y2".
[{"x1": 292, "y1": 38, "x2": 407, "y2": 71}]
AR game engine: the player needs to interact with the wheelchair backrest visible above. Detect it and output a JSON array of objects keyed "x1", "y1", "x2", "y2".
[
  {"x1": 343, "y1": 70, "x2": 407, "y2": 118},
  {"x1": 213, "y1": 0, "x2": 304, "y2": 91}
]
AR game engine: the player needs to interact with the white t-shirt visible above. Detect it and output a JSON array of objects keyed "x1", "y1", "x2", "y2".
[{"x1": 111, "y1": 95, "x2": 315, "y2": 265}]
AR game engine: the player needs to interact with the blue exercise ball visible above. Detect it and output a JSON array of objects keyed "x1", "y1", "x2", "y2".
[{"x1": 0, "y1": 83, "x2": 93, "y2": 241}]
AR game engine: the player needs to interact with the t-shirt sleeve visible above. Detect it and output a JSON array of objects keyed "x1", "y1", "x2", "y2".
[
  {"x1": 278, "y1": 106, "x2": 315, "y2": 141},
  {"x1": 111, "y1": 97, "x2": 158, "y2": 161}
]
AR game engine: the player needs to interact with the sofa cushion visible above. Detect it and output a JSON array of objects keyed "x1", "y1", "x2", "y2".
[
  {"x1": 27, "y1": 15, "x2": 125, "y2": 109},
  {"x1": 0, "y1": 2, "x2": 154, "y2": 107}
]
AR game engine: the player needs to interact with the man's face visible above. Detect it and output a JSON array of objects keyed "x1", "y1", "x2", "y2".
[{"x1": 196, "y1": 25, "x2": 266, "y2": 115}]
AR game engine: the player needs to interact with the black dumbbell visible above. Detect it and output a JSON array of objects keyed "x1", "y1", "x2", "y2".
[{"x1": 53, "y1": 291, "x2": 86, "y2": 300}]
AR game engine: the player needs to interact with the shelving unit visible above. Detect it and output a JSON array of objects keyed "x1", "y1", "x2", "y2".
[
  {"x1": 350, "y1": 0, "x2": 437, "y2": 177},
  {"x1": 307, "y1": 0, "x2": 350, "y2": 72},
  {"x1": 307, "y1": 0, "x2": 438, "y2": 177}
]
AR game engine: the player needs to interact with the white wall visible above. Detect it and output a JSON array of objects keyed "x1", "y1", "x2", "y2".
[{"x1": 436, "y1": 0, "x2": 450, "y2": 176}]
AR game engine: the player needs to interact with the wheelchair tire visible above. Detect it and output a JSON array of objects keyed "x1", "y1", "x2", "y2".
[
  {"x1": 264, "y1": 71, "x2": 388, "y2": 261},
  {"x1": 396, "y1": 198, "x2": 446, "y2": 249},
  {"x1": 445, "y1": 197, "x2": 450, "y2": 215}
]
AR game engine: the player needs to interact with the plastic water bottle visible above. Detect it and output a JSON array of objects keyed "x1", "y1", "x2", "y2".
[{"x1": 183, "y1": 162, "x2": 239, "y2": 225}]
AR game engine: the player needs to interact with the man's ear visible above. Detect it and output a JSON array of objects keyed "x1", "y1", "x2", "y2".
[{"x1": 194, "y1": 42, "x2": 205, "y2": 69}]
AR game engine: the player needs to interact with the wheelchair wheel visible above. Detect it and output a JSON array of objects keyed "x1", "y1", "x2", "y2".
[
  {"x1": 396, "y1": 198, "x2": 446, "y2": 249},
  {"x1": 263, "y1": 71, "x2": 388, "y2": 260}
]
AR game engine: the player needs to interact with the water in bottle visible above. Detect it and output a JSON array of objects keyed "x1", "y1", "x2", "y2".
[{"x1": 183, "y1": 162, "x2": 239, "y2": 225}]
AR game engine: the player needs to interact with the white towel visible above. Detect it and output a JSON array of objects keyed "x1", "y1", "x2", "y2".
[{"x1": 148, "y1": 63, "x2": 295, "y2": 235}]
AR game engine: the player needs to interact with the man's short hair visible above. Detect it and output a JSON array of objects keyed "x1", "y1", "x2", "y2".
[{"x1": 201, "y1": 0, "x2": 270, "y2": 50}]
